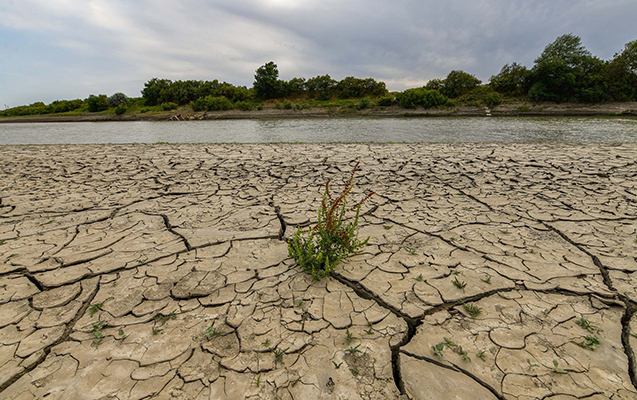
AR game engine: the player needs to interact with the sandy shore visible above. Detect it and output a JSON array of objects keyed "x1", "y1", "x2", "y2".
[
  {"x1": 1, "y1": 101, "x2": 636, "y2": 123},
  {"x1": 1, "y1": 143, "x2": 637, "y2": 399}
]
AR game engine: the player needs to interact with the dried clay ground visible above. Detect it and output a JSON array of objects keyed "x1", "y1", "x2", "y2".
[{"x1": 1, "y1": 143, "x2": 637, "y2": 400}]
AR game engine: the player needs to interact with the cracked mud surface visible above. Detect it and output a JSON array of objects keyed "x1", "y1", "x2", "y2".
[{"x1": 1, "y1": 143, "x2": 636, "y2": 400}]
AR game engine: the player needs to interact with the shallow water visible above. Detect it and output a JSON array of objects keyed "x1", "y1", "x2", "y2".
[{"x1": 1, "y1": 116, "x2": 636, "y2": 145}]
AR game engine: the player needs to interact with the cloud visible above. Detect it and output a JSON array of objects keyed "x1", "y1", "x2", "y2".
[{"x1": 1, "y1": 0, "x2": 636, "y2": 106}]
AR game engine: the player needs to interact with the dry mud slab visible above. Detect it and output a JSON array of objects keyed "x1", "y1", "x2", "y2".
[{"x1": 1, "y1": 143, "x2": 637, "y2": 400}]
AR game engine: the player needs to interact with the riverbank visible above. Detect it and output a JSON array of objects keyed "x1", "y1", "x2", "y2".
[
  {"x1": 1, "y1": 143, "x2": 636, "y2": 399},
  {"x1": 1, "y1": 100, "x2": 636, "y2": 123}
]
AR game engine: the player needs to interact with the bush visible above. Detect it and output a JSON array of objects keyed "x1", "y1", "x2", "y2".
[
  {"x1": 107, "y1": 92, "x2": 128, "y2": 107},
  {"x1": 287, "y1": 162, "x2": 373, "y2": 280},
  {"x1": 398, "y1": 88, "x2": 449, "y2": 109},
  {"x1": 161, "y1": 102, "x2": 178, "y2": 111},
  {"x1": 283, "y1": 100, "x2": 293, "y2": 110},
  {"x1": 191, "y1": 97, "x2": 207, "y2": 112},
  {"x1": 235, "y1": 101, "x2": 253, "y2": 111},
  {"x1": 191, "y1": 96, "x2": 232, "y2": 111},
  {"x1": 115, "y1": 106, "x2": 126, "y2": 115},
  {"x1": 356, "y1": 97, "x2": 371, "y2": 110},
  {"x1": 87, "y1": 94, "x2": 109, "y2": 112},
  {"x1": 208, "y1": 96, "x2": 232, "y2": 111},
  {"x1": 484, "y1": 93, "x2": 502, "y2": 108},
  {"x1": 376, "y1": 95, "x2": 395, "y2": 107}
]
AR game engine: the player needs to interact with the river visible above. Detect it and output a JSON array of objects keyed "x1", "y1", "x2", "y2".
[{"x1": 0, "y1": 117, "x2": 636, "y2": 145}]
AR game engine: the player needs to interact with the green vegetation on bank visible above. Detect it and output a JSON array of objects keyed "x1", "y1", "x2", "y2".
[{"x1": 2, "y1": 34, "x2": 636, "y2": 118}]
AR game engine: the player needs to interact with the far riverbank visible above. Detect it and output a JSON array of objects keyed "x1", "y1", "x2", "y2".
[{"x1": 1, "y1": 101, "x2": 636, "y2": 123}]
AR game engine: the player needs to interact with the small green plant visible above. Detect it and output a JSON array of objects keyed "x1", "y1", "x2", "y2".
[
  {"x1": 350, "y1": 367, "x2": 359, "y2": 376},
  {"x1": 413, "y1": 274, "x2": 424, "y2": 282},
  {"x1": 481, "y1": 275, "x2": 492, "y2": 284},
  {"x1": 117, "y1": 328, "x2": 127, "y2": 339},
  {"x1": 459, "y1": 348, "x2": 471, "y2": 363},
  {"x1": 463, "y1": 303, "x2": 483, "y2": 319},
  {"x1": 333, "y1": 361, "x2": 343, "y2": 369},
  {"x1": 575, "y1": 335, "x2": 601, "y2": 351},
  {"x1": 295, "y1": 299, "x2": 305, "y2": 310},
  {"x1": 431, "y1": 342, "x2": 445, "y2": 357},
  {"x1": 499, "y1": 229, "x2": 510, "y2": 234},
  {"x1": 345, "y1": 344, "x2": 362, "y2": 355},
  {"x1": 271, "y1": 347, "x2": 289, "y2": 365},
  {"x1": 345, "y1": 327, "x2": 357, "y2": 344},
  {"x1": 205, "y1": 326, "x2": 226, "y2": 339},
  {"x1": 88, "y1": 297, "x2": 114, "y2": 317},
  {"x1": 404, "y1": 247, "x2": 418, "y2": 255},
  {"x1": 527, "y1": 358, "x2": 540, "y2": 370},
  {"x1": 0, "y1": 240, "x2": 6, "y2": 245},
  {"x1": 552, "y1": 359, "x2": 566, "y2": 374},
  {"x1": 91, "y1": 321, "x2": 106, "y2": 346},
  {"x1": 253, "y1": 373, "x2": 262, "y2": 387},
  {"x1": 262, "y1": 339, "x2": 271, "y2": 347},
  {"x1": 576, "y1": 317, "x2": 600, "y2": 333},
  {"x1": 288, "y1": 162, "x2": 374, "y2": 280},
  {"x1": 383, "y1": 224, "x2": 393, "y2": 230},
  {"x1": 153, "y1": 310, "x2": 176, "y2": 326},
  {"x1": 477, "y1": 350, "x2": 486, "y2": 361},
  {"x1": 223, "y1": 344, "x2": 232, "y2": 350},
  {"x1": 452, "y1": 277, "x2": 467, "y2": 292},
  {"x1": 152, "y1": 327, "x2": 163, "y2": 335}
]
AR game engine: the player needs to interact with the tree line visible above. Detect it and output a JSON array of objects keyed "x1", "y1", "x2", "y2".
[{"x1": 2, "y1": 34, "x2": 636, "y2": 117}]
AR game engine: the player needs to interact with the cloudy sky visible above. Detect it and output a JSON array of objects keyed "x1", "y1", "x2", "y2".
[{"x1": 1, "y1": 0, "x2": 635, "y2": 107}]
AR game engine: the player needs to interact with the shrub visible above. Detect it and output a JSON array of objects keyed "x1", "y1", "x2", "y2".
[
  {"x1": 191, "y1": 97, "x2": 208, "y2": 112},
  {"x1": 235, "y1": 101, "x2": 253, "y2": 111},
  {"x1": 87, "y1": 94, "x2": 109, "y2": 112},
  {"x1": 107, "y1": 92, "x2": 128, "y2": 107},
  {"x1": 484, "y1": 93, "x2": 502, "y2": 108},
  {"x1": 376, "y1": 95, "x2": 395, "y2": 107},
  {"x1": 398, "y1": 88, "x2": 449, "y2": 109},
  {"x1": 283, "y1": 100, "x2": 293, "y2": 110},
  {"x1": 205, "y1": 96, "x2": 232, "y2": 111},
  {"x1": 356, "y1": 97, "x2": 371, "y2": 110},
  {"x1": 288, "y1": 162, "x2": 374, "y2": 280},
  {"x1": 115, "y1": 106, "x2": 126, "y2": 115},
  {"x1": 161, "y1": 102, "x2": 178, "y2": 111}
]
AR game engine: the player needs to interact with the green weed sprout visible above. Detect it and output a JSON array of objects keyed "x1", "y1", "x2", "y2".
[{"x1": 288, "y1": 162, "x2": 374, "y2": 280}]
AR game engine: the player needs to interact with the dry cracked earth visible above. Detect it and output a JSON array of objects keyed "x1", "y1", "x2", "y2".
[{"x1": 1, "y1": 143, "x2": 637, "y2": 400}]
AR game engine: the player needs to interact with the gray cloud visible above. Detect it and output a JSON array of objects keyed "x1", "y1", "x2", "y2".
[{"x1": 1, "y1": 0, "x2": 635, "y2": 107}]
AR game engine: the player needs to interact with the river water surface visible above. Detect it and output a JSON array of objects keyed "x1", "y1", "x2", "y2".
[{"x1": 1, "y1": 117, "x2": 636, "y2": 145}]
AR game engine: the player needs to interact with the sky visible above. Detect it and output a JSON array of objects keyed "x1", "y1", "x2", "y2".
[{"x1": 1, "y1": 0, "x2": 635, "y2": 108}]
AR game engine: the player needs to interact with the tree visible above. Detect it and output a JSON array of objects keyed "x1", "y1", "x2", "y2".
[
  {"x1": 107, "y1": 92, "x2": 128, "y2": 107},
  {"x1": 528, "y1": 34, "x2": 602, "y2": 102},
  {"x1": 254, "y1": 61, "x2": 282, "y2": 99},
  {"x1": 86, "y1": 94, "x2": 109, "y2": 112},
  {"x1": 283, "y1": 77, "x2": 306, "y2": 97},
  {"x1": 425, "y1": 79, "x2": 445, "y2": 91},
  {"x1": 305, "y1": 75, "x2": 337, "y2": 100},
  {"x1": 603, "y1": 40, "x2": 637, "y2": 101},
  {"x1": 534, "y1": 33, "x2": 592, "y2": 69},
  {"x1": 336, "y1": 77, "x2": 387, "y2": 98},
  {"x1": 441, "y1": 70, "x2": 481, "y2": 98},
  {"x1": 141, "y1": 78, "x2": 172, "y2": 106},
  {"x1": 489, "y1": 63, "x2": 530, "y2": 96}
]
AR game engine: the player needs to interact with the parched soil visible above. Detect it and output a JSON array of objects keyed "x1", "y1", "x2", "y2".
[{"x1": 1, "y1": 143, "x2": 637, "y2": 399}]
